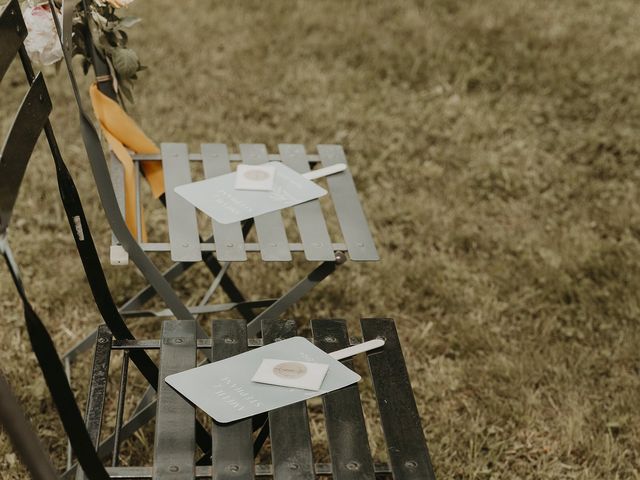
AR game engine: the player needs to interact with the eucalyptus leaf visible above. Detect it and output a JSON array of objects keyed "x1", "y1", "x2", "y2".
[
  {"x1": 118, "y1": 80, "x2": 134, "y2": 103},
  {"x1": 69, "y1": 0, "x2": 145, "y2": 103},
  {"x1": 98, "y1": 33, "x2": 116, "y2": 52},
  {"x1": 111, "y1": 47, "x2": 139, "y2": 79}
]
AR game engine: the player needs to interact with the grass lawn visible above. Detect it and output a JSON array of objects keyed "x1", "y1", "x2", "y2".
[{"x1": 1, "y1": 0, "x2": 639, "y2": 478}]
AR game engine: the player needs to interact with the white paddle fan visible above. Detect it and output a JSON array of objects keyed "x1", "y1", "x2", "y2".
[{"x1": 174, "y1": 162, "x2": 346, "y2": 224}]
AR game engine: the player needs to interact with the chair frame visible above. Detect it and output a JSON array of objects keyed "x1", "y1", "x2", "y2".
[{"x1": 59, "y1": 0, "x2": 379, "y2": 365}]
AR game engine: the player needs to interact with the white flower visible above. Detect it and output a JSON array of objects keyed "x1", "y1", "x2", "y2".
[{"x1": 22, "y1": 5, "x2": 63, "y2": 66}]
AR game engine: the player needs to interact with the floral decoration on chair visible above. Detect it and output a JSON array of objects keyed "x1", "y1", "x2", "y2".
[{"x1": 19, "y1": 0, "x2": 143, "y2": 103}]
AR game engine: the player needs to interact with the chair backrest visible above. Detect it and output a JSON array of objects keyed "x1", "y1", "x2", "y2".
[{"x1": 0, "y1": 1, "x2": 52, "y2": 236}]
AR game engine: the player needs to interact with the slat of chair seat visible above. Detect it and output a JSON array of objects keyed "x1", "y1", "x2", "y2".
[
  {"x1": 161, "y1": 143, "x2": 202, "y2": 262},
  {"x1": 0, "y1": 73, "x2": 51, "y2": 233},
  {"x1": 0, "y1": 0, "x2": 26, "y2": 82},
  {"x1": 360, "y1": 318, "x2": 436, "y2": 480},
  {"x1": 201, "y1": 144, "x2": 247, "y2": 261},
  {"x1": 262, "y1": 318, "x2": 314, "y2": 479},
  {"x1": 75, "y1": 325, "x2": 112, "y2": 480},
  {"x1": 211, "y1": 319, "x2": 254, "y2": 480},
  {"x1": 279, "y1": 145, "x2": 335, "y2": 261},
  {"x1": 316, "y1": 145, "x2": 379, "y2": 262},
  {"x1": 311, "y1": 319, "x2": 376, "y2": 480},
  {"x1": 153, "y1": 320, "x2": 197, "y2": 479},
  {"x1": 239, "y1": 144, "x2": 291, "y2": 261},
  {"x1": 102, "y1": 463, "x2": 395, "y2": 478}
]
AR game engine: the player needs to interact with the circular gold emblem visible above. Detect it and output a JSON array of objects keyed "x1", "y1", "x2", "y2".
[{"x1": 273, "y1": 361, "x2": 307, "y2": 379}]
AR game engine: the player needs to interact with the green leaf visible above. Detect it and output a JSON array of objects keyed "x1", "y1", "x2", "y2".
[
  {"x1": 118, "y1": 30, "x2": 129, "y2": 45},
  {"x1": 118, "y1": 80, "x2": 134, "y2": 103},
  {"x1": 98, "y1": 32, "x2": 117, "y2": 51},
  {"x1": 111, "y1": 47, "x2": 139, "y2": 80}
]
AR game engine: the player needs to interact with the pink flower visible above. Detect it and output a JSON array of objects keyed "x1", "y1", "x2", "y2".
[{"x1": 22, "y1": 5, "x2": 63, "y2": 66}]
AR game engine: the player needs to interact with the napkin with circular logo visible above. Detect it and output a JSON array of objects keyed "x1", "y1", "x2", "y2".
[
  {"x1": 251, "y1": 358, "x2": 330, "y2": 391},
  {"x1": 164, "y1": 336, "x2": 381, "y2": 423}
]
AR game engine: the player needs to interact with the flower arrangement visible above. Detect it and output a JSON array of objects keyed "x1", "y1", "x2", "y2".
[
  {"x1": 19, "y1": 0, "x2": 143, "y2": 103},
  {"x1": 21, "y1": 1, "x2": 63, "y2": 65}
]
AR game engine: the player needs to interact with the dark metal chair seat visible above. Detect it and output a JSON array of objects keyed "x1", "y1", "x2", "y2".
[{"x1": 65, "y1": 318, "x2": 435, "y2": 480}]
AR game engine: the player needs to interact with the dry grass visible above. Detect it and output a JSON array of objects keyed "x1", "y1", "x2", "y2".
[{"x1": 2, "y1": 0, "x2": 640, "y2": 478}]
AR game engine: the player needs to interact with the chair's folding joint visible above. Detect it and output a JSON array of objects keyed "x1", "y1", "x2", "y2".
[{"x1": 110, "y1": 245, "x2": 129, "y2": 265}]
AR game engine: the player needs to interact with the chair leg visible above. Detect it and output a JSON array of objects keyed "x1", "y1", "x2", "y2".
[
  {"x1": 117, "y1": 221, "x2": 255, "y2": 321},
  {"x1": 0, "y1": 374, "x2": 58, "y2": 480},
  {"x1": 117, "y1": 237, "x2": 247, "y2": 314},
  {"x1": 62, "y1": 239, "x2": 253, "y2": 364},
  {"x1": 62, "y1": 329, "x2": 98, "y2": 365},
  {"x1": 61, "y1": 393, "x2": 158, "y2": 479},
  {"x1": 130, "y1": 381, "x2": 156, "y2": 416},
  {"x1": 154, "y1": 193, "x2": 255, "y2": 315},
  {"x1": 246, "y1": 253, "x2": 346, "y2": 337},
  {"x1": 197, "y1": 220, "x2": 257, "y2": 320}
]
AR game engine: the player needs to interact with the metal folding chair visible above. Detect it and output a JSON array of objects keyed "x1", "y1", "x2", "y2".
[
  {"x1": 62, "y1": 317, "x2": 436, "y2": 480},
  {"x1": 59, "y1": 0, "x2": 380, "y2": 367}
]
